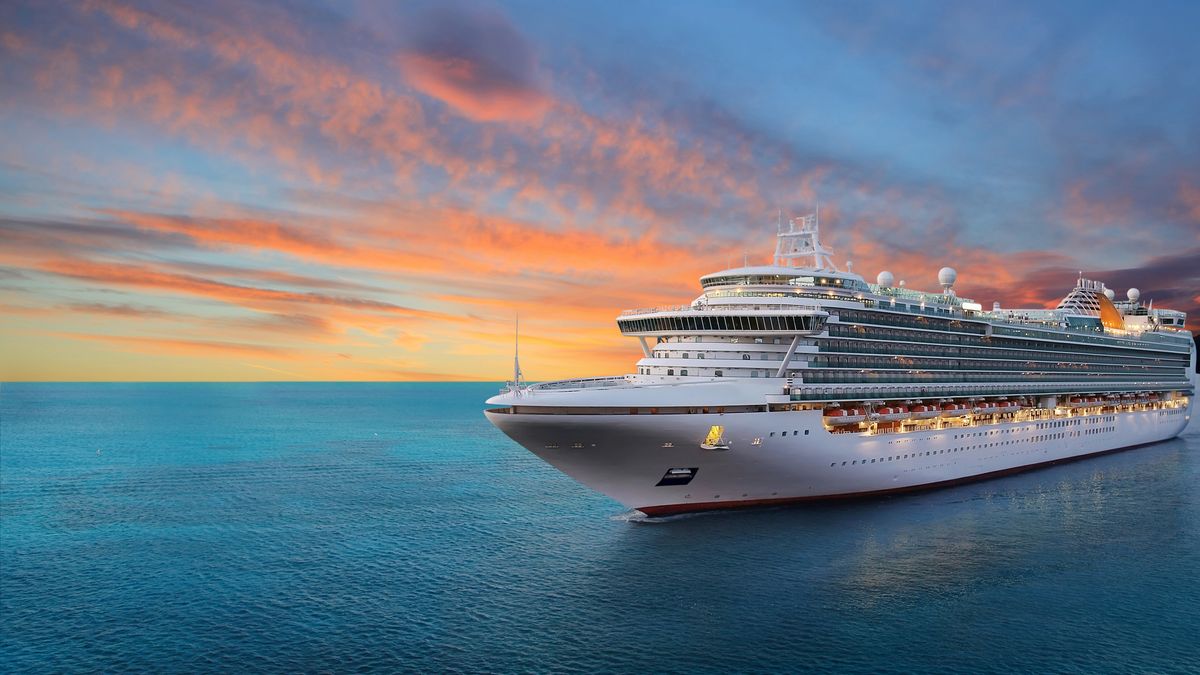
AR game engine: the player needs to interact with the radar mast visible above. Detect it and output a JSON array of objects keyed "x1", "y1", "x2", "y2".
[{"x1": 773, "y1": 204, "x2": 837, "y2": 270}]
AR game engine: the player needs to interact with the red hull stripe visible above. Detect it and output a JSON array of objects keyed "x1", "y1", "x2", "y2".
[{"x1": 636, "y1": 440, "x2": 1166, "y2": 517}]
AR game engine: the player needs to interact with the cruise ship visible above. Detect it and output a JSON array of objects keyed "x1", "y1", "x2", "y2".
[{"x1": 485, "y1": 214, "x2": 1195, "y2": 516}]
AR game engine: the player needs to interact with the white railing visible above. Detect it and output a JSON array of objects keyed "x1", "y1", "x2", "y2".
[
  {"x1": 620, "y1": 303, "x2": 823, "y2": 317},
  {"x1": 527, "y1": 375, "x2": 633, "y2": 392}
]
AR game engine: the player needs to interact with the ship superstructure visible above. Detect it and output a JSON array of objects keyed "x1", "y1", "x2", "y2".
[{"x1": 485, "y1": 214, "x2": 1195, "y2": 516}]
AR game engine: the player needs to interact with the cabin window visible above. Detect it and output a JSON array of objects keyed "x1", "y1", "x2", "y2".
[
  {"x1": 742, "y1": 354, "x2": 751, "y2": 360},
  {"x1": 680, "y1": 369, "x2": 688, "y2": 376},
  {"x1": 715, "y1": 370, "x2": 723, "y2": 377},
  {"x1": 667, "y1": 369, "x2": 674, "y2": 375}
]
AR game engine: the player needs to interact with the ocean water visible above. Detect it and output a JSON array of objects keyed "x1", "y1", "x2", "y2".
[{"x1": 1, "y1": 383, "x2": 1198, "y2": 673}]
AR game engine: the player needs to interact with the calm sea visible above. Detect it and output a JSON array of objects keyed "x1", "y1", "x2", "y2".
[{"x1": 2, "y1": 383, "x2": 1197, "y2": 673}]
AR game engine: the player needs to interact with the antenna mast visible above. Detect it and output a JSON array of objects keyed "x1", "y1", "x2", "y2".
[
  {"x1": 513, "y1": 314, "x2": 523, "y2": 386},
  {"x1": 773, "y1": 204, "x2": 837, "y2": 270}
]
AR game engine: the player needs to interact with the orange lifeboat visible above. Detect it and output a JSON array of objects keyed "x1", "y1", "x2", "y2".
[
  {"x1": 875, "y1": 405, "x2": 910, "y2": 422},
  {"x1": 910, "y1": 403, "x2": 939, "y2": 419},
  {"x1": 1067, "y1": 396, "x2": 1086, "y2": 408},
  {"x1": 940, "y1": 402, "x2": 970, "y2": 417},
  {"x1": 823, "y1": 406, "x2": 866, "y2": 426},
  {"x1": 976, "y1": 400, "x2": 1002, "y2": 415}
]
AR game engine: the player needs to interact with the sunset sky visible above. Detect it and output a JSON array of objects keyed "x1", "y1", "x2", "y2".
[{"x1": 2, "y1": 0, "x2": 1198, "y2": 381}]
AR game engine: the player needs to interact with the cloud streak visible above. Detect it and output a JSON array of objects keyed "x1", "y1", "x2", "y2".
[{"x1": 1, "y1": 0, "x2": 1197, "y2": 380}]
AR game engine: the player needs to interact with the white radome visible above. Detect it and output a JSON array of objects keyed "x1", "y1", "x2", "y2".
[
  {"x1": 1128, "y1": 288, "x2": 1141, "y2": 302},
  {"x1": 1104, "y1": 288, "x2": 1116, "y2": 300},
  {"x1": 938, "y1": 267, "x2": 957, "y2": 287},
  {"x1": 876, "y1": 271, "x2": 894, "y2": 287}
]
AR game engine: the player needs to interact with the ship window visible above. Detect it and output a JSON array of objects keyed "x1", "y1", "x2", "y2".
[
  {"x1": 743, "y1": 354, "x2": 751, "y2": 360},
  {"x1": 667, "y1": 369, "x2": 674, "y2": 375},
  {"x1": 682, "y1": 353, "x2": 689, "y2": 358},
  {"x1": 804, "y1": 430, "x2": 809, "y2": 435},
  {"x1": 680, "y1": 369, "x2": 688, "y2": 376},
  {"x1": 715, "y1": 370, "x2": 723, "y2": 377}
]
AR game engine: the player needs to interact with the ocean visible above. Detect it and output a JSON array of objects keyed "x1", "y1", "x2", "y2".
[{"x1": 2, "y1": 383, "x2": 1197, "y2": 673}]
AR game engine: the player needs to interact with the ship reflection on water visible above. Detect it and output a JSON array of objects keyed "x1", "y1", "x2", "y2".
[{"x1": 583, "y1": 436, "x2": 1195, "y2": 670}]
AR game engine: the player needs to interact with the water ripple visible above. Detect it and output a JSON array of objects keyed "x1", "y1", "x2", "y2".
[{"x1": 2, "y1": 383, "x2": 1198, "y2": 673}]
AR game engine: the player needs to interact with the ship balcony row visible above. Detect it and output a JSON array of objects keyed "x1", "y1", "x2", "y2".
[
  {"x1": 617, "y1": 311, "x2": 828, "y2": 335},
  {"x1": 786, "y1": 381, "x2": 1195, "y2": 402}
]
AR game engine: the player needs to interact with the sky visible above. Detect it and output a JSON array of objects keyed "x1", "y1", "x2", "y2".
[{"x1": 1, "y1": 0, "x2": 1198, "y2": 381}]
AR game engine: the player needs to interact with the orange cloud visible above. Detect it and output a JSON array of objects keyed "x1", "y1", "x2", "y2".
[
  {"x1": 36, "y1": 258, "x2": 438, "y2": 317},
  {"x1": 54, "y1": 332, "x2": 294, "y2": 358},
  {"x1": 398, "y1": 53, "x2": 551, "y2": 123}
]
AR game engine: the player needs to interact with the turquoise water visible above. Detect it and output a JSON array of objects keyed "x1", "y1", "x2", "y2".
[{"x1": 2, "y1": 383, "x2": 1198, "y2": 672}]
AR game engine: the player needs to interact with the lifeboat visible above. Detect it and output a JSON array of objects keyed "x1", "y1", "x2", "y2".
[
  {"x1": 998, "y1": 400, "x2": 1020, "y2": 413},
  {"x1": 940, "y1": 402, "x2": 971, "y2": 417},
  {"x1": 1147, "y1": 393, "x2": 1161, "y2": 402},
  {"x1": 823, "y1": 406, "x2": 866, "y2": 426},
  {"x1": 875, "y1": 405, "x2": 910, "y2": 422},
  {"x1": 1066, "y1": 396, "x2": 1086, "y2": 408},
  {"x1": 1135, "y1": 393, "x2": 1150, "y2": 404},
  {"x1": 975, "y1": 400, "x2": 1002, "y2": 415},
  {"x1": 909, "y1": 403, "x2": 939, "y2": 419}
]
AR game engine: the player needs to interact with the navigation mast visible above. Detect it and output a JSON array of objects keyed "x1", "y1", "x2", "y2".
[{"x1": 773, "y1": 203, "x2": 837, "y2": 270}]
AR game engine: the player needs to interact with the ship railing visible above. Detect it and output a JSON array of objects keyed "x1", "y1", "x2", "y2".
[
  {"x1": 620, "y1": 303, "x2": 822, "y2": 316},
  {"x1": 786, "y1": 380, "x2": 1193, "y2": 402},
  {"x1": 526, "y1": 375, "x2": 634, "y2": 392},
  {"x1": 863, "y1": 295, "x2": 1191, "y2": 353}
]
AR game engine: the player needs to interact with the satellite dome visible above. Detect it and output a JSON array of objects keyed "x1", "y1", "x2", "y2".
[
  {"x1": 1103, "y1": 288, "x2": 1116, "y2": 300},
  {"x1": 876, "y1": 271, "x2": 894, "y2": 287},
  {"x1": 938, "y1": 267, "x2": 957, "y2": 290},
  {"x1": 1127, "y1": 288, "x2": 1141, "y2": 302}
]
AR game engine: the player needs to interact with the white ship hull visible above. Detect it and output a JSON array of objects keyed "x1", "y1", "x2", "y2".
[
  {"x1": 486, "y1": 402, "x2": 1193, "y2": 516},
  {"x1": 485, "y1": 215, "x2": 1196, "y2": 516}
]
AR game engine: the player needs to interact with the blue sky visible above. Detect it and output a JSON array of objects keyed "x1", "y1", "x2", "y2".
[{"x1": 1, "y1": 0, "x2": 1197, "y2": 380}]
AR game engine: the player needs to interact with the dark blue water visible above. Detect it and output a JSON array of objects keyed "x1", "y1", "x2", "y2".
[{"x1": 2, "y1": 383, "x2": 1198, "y2": 673}]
